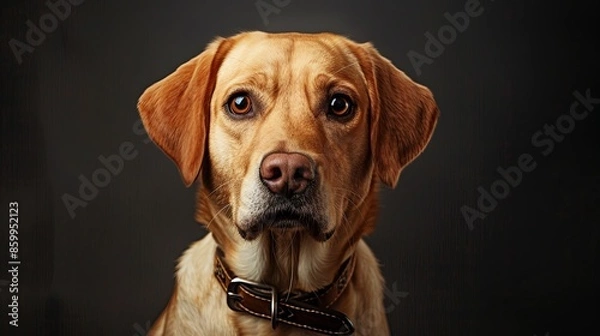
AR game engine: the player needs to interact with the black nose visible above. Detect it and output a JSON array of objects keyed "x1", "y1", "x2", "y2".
[{"x1": 260, "y1": 152, "x2": 315, "y2": 196}]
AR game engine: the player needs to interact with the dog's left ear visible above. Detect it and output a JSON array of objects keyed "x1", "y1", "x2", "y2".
[
  {"x1": 353, "y1": 42, "x2": 440, "y2": 188},
  {"x1": 137, "y1": 38, "x2": 229, "y2": 187}
]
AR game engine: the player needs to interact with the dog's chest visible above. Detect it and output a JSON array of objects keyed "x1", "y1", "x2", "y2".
[{"x1": 234, "y1": 316, "x2": 330, "y2": 336}]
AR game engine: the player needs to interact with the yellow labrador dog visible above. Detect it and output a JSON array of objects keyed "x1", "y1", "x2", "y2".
[{"x1": 138, "y1": 31, "x2": 439, "y2": 335}]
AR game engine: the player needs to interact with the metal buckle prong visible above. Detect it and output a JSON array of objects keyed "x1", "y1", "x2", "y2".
[{"x1": 226, "y1": 277, "x2": 280, "y2": 329}]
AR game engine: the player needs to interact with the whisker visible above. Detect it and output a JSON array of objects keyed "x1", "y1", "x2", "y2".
[
  {"x1": 222, "y1": 55, "x2": 253, "y2": 69},
  {"x1": 285, "y1": 230, "x2": 297, "y2": 301},
  {"x1": 331, "y1": 188, "x2": 367, "y2": 225},
  {"x1": 271, "y1": 231, "x2": 286, "y2": 281},
  {"x1": 331, "y1": 60, "x2": 360, "y2": 75},
  {"x1": 329, "y1": 195, "x2": 359, "y2": 249},
  {"x1": 205, "y1": 204, "x2": 231, "y2": 230},
  {"x1": 331, "y1": 186, "x2": 364, "y2": 204},
  {"x1": 205, "y1": 177, "x2": 243, "y2": 199}
]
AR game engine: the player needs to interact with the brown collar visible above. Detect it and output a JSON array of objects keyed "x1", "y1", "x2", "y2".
[{"x1": 214, "y1": 247, "x2": 356, "y2": 335}]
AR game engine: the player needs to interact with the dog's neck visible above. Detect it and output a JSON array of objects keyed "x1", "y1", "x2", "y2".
[
  {"x1": 196, "y1": 183, "x2": 379, "y2": 293},
  {"x1": 232, "y1": 230, "x2": 352, "y2": 292}
]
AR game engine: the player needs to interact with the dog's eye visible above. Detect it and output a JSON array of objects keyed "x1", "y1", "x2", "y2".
[
  {"x1": 328, "y1": 94, "x2": 354, "y2": 118},
  {"x1": 227, "y1": 94, "x2": 252, "y2": 115}
]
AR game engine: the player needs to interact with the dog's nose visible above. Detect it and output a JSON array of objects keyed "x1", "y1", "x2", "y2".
[{"x1": 260, "y1": 152, "x2": 315, "y2": 196}]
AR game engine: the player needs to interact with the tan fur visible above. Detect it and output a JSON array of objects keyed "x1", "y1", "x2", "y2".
[{"x1": 138, "y1": 31, "x2": 439, "y2": 335}]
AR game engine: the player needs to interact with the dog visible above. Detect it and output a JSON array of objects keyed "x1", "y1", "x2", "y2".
[{"x1": 137, "y1": 31, "x2": 439, "y2": 335}]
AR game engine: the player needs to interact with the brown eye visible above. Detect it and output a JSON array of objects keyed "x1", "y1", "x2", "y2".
[
  {"x1": 328, "y1": 94, "x2": 353, "y2": 118},
  {"x1": 228, "y1": 94, "x2": 252, "y2": 115}
]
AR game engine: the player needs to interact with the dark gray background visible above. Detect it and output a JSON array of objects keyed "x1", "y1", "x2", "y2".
[{"x1": 1, "y1": 0, "x2": 599, "y2": 335}]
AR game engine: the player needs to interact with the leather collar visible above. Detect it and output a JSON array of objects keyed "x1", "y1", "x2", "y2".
[{"x1": 214, "y1": 247, "x2": 356, "y2": 335}]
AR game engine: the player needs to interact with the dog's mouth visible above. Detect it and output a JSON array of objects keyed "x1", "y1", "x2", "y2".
[
  {"x1": 237, "y1": 207, "x2": 333, "y2": 242},
  {"x1": 267, "y1": 209, "x2": 305, "y2": 229}
]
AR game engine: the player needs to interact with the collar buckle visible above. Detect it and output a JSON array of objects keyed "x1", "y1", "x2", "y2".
[{"x1": 227, "y1": 277, "x2": 280, "y2": 329}]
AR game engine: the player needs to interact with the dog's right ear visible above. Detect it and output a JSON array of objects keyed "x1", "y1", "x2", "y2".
[
  {"x1": 352, "y1": 42, "x2": 439, "y2": 188},
  {"x1": 137, "y1": 38, "x2": 228, "y2": 187}
]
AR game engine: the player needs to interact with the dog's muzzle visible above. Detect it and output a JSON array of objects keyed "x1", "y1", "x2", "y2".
[{"x1": 236, "y1": 151, "x2": 334, "y2": 241}]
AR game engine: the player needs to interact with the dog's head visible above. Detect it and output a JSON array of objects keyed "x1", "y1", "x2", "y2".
[{"x1": 138, "y1": 31, "x2": 438, "y2": 243}]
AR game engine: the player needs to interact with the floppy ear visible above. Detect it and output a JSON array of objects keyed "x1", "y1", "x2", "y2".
[
  {"x1": 355, "y1": 43, "x2": 440, "y2": 188},
  {"x1": 137, "y1": 38, "x2": 228, "y2": 187}
]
